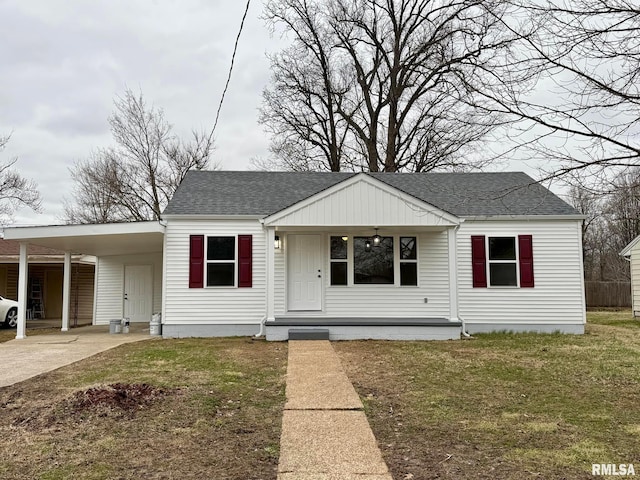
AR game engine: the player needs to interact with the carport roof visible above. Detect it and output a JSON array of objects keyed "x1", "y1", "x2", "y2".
[{"x1": 2, "y1": 221, "x2": 164, "y2": 256}]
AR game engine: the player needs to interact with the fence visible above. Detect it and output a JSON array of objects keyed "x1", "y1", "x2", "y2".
[{"x1": 585, "y1": 281, "x2": 631, "y2": 308}]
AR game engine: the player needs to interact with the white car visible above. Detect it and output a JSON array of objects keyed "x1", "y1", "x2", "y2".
[{"x1": 0, "y1": 296, "x2": 18, "y2": 328}]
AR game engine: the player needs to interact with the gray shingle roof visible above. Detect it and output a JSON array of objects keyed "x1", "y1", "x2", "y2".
[{"x1": 163, "y1": 171, "x2": 579, "y2": 217}]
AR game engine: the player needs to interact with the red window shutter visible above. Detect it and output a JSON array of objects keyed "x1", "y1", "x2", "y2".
[
  {"x1": 238, "y1": 235, "x2": 252, "y2": 288},
  {"x1": 189, "y1": 235, "x2": 204, "y2": 288},
  {"x1": 471, "y1": 235, "x2": 487, "y2": 288},
  {"x1": 518, "y1": 235, "x2": 534, "y2": 288}
]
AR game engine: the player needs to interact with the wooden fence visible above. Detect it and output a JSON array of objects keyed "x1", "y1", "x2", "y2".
[{"x1": 585, "y1": 281, "x2": 631, "y2": 308}]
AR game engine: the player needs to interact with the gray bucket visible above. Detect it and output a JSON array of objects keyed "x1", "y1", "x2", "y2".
[
  {"x1": 150, "y1": 313, "x2": 161, "y2": 336},
  {"x1": 109, "y1": 319, "x2": 122, "y2": 334},
  {"x1": 122, "y1": 318, "x2": 130, "y2": 334}
]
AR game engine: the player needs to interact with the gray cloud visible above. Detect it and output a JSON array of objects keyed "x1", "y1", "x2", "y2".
[{"x1": 0, "y1": 0, "x2": 286, "y2": 225}]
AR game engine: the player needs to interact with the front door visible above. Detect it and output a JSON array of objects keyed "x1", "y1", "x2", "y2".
[
  {"x1": 124, "y1": 265, "x2": 153, "y2": 323},
  {"x1": 288, "y1": 234, "x2": 322, "y2": 311}
]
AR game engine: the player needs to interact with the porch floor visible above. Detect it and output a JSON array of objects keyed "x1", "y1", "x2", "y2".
[
  {"x1": 272, "y1": 316, "x2": 457, "y2": 326},
  {"x1": 266, "y1": 316, "x2": 462, "y2": 341}
]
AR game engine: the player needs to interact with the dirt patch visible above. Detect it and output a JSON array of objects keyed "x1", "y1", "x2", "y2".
[
  {"x1": 0, "y1": 338, "x2": 287, "y2": 480},
  {"x1": 66, "y1": 383, "x2": 170, "y2": 414}
]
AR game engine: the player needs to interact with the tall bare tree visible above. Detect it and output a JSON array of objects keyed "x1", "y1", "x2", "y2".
[
  {"x1": 259, "y1": 0, "x2": 529, "y2": 172},
  {"x1": 0, "y1": 134, "x2": 41, "y2": 223},
  {"x1": 64, "y1": 90, "x2": 213, "y2": 223},
  {"x1": 480, "y1": 0, "x2": 640, "y2": 186},
  {"x1": 568, "y1": 169, "x2": 640, "y2": 282}
]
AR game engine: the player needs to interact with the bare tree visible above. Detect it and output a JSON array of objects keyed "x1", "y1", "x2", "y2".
[
  {"x1": 0, "y1": 134, "x2": 41, "y2": 223},
  {"x1": 479, "y1": 1, "x2": 640, "y2": 186},
  {"x1": 259, "y1": 0, "x2": 529, "y2": 172},
  {"x1": 64, "y1": 90, "x2": 213, "y2": 223},
  {"x1": 567, "y1": 169, "x2": 640, "y2": 282}
]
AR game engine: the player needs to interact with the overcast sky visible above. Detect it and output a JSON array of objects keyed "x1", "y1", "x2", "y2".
[
  {"x1": 1, "y1": 0, "x2": 556, "y2": 227},
  {"x1": 0, "y1": 0, "x2": 290, "y2": 225}
]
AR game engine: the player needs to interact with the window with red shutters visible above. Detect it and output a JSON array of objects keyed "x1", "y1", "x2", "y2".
[
  {"x1": 518, "y1": 235, "x2": 534, "y2": 288},
  {"x1": 238, "y1": 235, "x2": 252, "y2": 288},
  {"x1": 471, "y1": 235, "x2": 487, "y2": 288},
  {"x1": 189, "y1": 235, "x2": 204, "y2": 288}
]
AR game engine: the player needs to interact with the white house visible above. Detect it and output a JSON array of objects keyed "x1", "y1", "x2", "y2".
[
  {"x1": 4, "y1": 171, "x2": 586, "y2": 340},
  {"x1": 620, "y1": 236, "x2": 640, "y2": 316}
]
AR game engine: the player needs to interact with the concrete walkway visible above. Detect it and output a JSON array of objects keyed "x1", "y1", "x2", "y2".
[
  {"x1": 0, "y1": 325, "x2": 151, "y2": 388},
  {"x1": 278, "y1": 340, "x2": 393, "y2": 479}
]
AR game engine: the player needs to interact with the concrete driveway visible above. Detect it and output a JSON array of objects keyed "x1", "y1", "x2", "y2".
[{"x1": 0, "y1": 325, "x2": 152, "y2": 388}]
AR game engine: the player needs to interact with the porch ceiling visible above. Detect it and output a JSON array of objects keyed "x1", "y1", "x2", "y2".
[{"x1": 3, "y1": 221, "x2": 164, "y2": 256}]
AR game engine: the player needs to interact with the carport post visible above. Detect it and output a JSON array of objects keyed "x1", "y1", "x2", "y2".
[
  {"x1": 16, "y1": 242, "x2": 28, "y2": 339},
  {"x1": 61, "y1": 251, "x2": 71, "y2": 332}
]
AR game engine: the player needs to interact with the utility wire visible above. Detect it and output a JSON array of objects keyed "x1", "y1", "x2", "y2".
[{"x1": 207, "y1": 0, "x2": 252, "y2": 147}]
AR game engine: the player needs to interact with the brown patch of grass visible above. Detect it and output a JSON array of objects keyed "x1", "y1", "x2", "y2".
[
  {"x1": 0, "y1": 337, "x2": 287, "y2": 479},
  {"x1": 335, "y1": 311, "x2": 640, "y2": 479}
]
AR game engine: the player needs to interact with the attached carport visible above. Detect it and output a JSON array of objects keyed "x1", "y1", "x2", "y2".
[{"x1": 3, "y1": 221, "x2": 165, "y2": 339}]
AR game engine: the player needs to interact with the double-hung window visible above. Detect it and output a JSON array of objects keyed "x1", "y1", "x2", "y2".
[
  {"x1": 330, "y1": 236, "x2": 348, "y2": 286},
  {"x1": 488, "y1": 237, "x2": 517, "y2": 286},
  {"x1": 471, "y1": 235, "x2": 534, "y2": 288},
  {"x1": 189, "y1": 234, "x2": 252, "y2": 288},
  {"x1": 206, "y1": 236, "x2": 235, "y2": 286},
  {"x1": 399, "y1": 236, "x2": 418, "y2": 286}
]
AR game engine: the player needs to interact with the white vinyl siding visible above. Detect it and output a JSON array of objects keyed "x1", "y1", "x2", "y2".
[
  {"x1": 94, "y1": 253, "x2": 162, "y2": 325},
  {"x1": 265, "y1": 175, "x2": 458, "y2": 228},
  {"x1": 163, "y1": 219, "x2": 265, "y2": 326},
  {"x1": 631, "y1": 246, "x2": 640, "y2": 315},
  {"x1": 458, "y1": 220, "x2": 586, "y2": 327},
  {"x1": 274, "y1": 230, "x2": 450, "y2": 318}
]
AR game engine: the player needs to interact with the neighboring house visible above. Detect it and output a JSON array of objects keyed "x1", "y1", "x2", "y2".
[
  {"x1": 0, "y1": 239, "x2": 94, "y2": 324},
  {"x1": 620, "y1": 237, "x2": 640, "y2": 316},
  {"x1": 4, "y1": 171, "x2": 586, "y2": 340}
]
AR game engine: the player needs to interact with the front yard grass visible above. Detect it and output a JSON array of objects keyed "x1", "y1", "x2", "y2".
[
  {"x1": 335, "y1": 310, "x2": 640, "y2": 480},
  {"x1": 0, "y1": 337, "x2": 287, "y2": 480}
]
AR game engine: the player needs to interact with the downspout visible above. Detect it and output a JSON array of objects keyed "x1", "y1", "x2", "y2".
[
  {"x1": 256, "y1": 218, "x2": 268, "y2": 337},
  {"x1": 255, "y1": 315, "x2": 267, "y2": 338},
  {"x1": 452, "y1": 223, "x2": 472, "y2": 338},
  {"x1": 460, "y1": 315, "x2": 472, "y2": 338}
]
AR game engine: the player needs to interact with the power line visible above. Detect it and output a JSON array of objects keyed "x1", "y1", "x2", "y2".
[{"x1": 207, "y1": 0, "x2": 252, "y2": 147}]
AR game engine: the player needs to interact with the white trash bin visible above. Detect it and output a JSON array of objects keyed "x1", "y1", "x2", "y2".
[
  {"x1": 109, "y1": 319, "x2": 121, "y2": 334},
  {"x1": 150, "y1": 313, "x2": 162, "y2": 336}
]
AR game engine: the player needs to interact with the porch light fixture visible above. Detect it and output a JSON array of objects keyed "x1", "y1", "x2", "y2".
[
  {"x1": 372, "y1": 228, "x2": 382, "y2": 246},
  {"x1": 274, "y1": 235, "x2": 281, "y2": 249}
]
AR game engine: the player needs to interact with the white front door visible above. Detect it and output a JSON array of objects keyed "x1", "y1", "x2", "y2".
[
  {"x1": 288, "y1": 234, "x2": 323, "y2": 311},
  {"x1": 124, "y1": 265, "x2": 153, "y2": 323}
]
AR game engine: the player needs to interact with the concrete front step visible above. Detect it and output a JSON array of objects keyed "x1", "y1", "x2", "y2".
[{"x1": 288, "y1": 328, "x2": 330, "y2": 340}]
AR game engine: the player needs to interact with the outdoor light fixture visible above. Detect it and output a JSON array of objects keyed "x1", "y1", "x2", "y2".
[
  {"x1": 274, "y1": 235, "x2": 281, "y2": 249},
  {"x1": 372, "y1": 228, "x2": 382, "y2": 246}
]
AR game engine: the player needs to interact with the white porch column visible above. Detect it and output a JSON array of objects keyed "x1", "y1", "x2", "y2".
[
  {"x1": 61, "y1": 251, "x2": 72, "y2": 332},
  {"x1": 448, "y1": 226, "x2": 459, "y2": 322},
  {"x1": 16, "y1": 242, "x2": 28, "y2": 339},
  {"x1": 266, "y1": 227, "x2": 276, "y2": 321}
]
